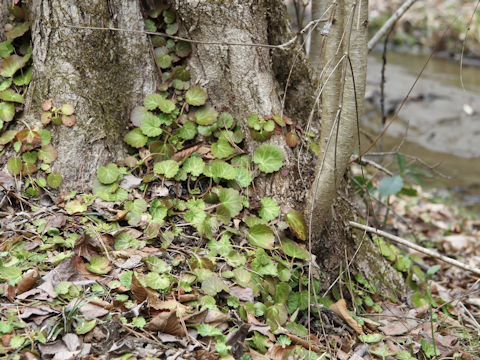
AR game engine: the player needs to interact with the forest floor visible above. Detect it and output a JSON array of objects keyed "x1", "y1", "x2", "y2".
[{"x1": 0, "y1": 162, "x2": 479, "y2": 360}]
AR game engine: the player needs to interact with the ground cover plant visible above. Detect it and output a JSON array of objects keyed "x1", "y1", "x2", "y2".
[{"x1": 0, "y1": 1, "x2": 479, "y2": 360}]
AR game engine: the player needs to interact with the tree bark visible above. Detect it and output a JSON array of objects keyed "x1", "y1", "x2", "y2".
[{"x1": 24, "y1": 0, "x2": 158, "y2": 191}]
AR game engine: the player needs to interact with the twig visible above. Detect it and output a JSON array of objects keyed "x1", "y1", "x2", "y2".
[
  {"x1": 64, "y1": 14, "x2": 327, "y2": 51},
  {"x1": 368, "y1": 0, "x2": 419, "y2": 52},
  {"x1": 351, "y1": 155, "x2": 393, "y2": 176},
  {"x1": 349, "y1": 221, "x2": 480, "y2": 276}
]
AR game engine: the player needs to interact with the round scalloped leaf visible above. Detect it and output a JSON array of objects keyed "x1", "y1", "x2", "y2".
[
  {"x1": 186, "y1": 86, "x2": 207, "y2": 106},
  {"x1": 86, "y1": 256, "x2": 112, "y2": 275},
  {"x1": 144, "y1": 272, "x2": 171, "y2": 290},
  {"x1": 248, "y1": 224, "x2": 275, "y2": 249},
  {"x1": 154, "y1": 160, "x2": 179, "y2": 178},
  {"x1": 218, "y1": 187, "x2": 243, "y2": 218},
  {"x1": 60, "y1": 103, "x2": 74, "y2": 115},
  {"x1": 22, "y1": 162, "x2": 37, "y2": 175},
  {"x1": 195, "y1": 106, "x2": 218, "y2": 126},
  {"x1": 166, "y1": 23, "x2": 178, "y2": 35},
  {"x1": 259, "y1": 197, "x2": 279, "y2": 222},
  {"x1": 97, "y1": 163, "x2": 120, "y2": 185},
  {"x1": 183, "y1": 156, "x2": 205, "y2": 177},
  {"x1": 7, "y1": 157, "x2": 22, "y2": 175},
  {"x1": 218, "y1": 112, "x2": 234, "y2": 129},
  {"x1": 156, "y1": 54, "x2": 172, "y2": 69},
  {"x1": 286, "y1": 209, "x2": 306, "y2": 241},
  {"x1": 0, "y1": 89, "x2": 23, "y2": 103},
  {"x1": 140, "y1": 114, "x2": 162, "y2": 137},
  {"x1": 172, "y1": 66, "x2": 190, "y2": 81},
  {"x1": 158, "y1": 98, "x2": 176, "y2": 114},
  {"x1": 38, "y1": 144, "x2": 58, "y2": 163},
  {"x1": 22, "y1": 151, "x2": 37, "y2": 164},
  {"x1": 47, "y1": 172, "x2": 63, "y2": 188},
  {"x1": 0, "y1": 101, "x2": 14, "y2": 122},
  {"x1": 130, "y1": 106, "x2": 150, "y2": 127},
  {"x1": 0, "y1": 54, "x2": 28, "y2": 77},
  {"x1": 211, "y1": 139, "x2": 234, "y2": 159},
  {"x1": 61, "y1": 114, "x2": 76, "y2": 127},
  {"x1": 176, "y1": 121, "x2": 197, "y2": 140},
  {"x1": 211, "y1": 160, "x2": 236, "y2": 180},
  {"x1": 279, "y1": 238, "x2": 309, "y2": 260},
  {"x1": 175, "y1": 41, "x2": 191, "y2": 57},
  {"x1": 38, "y1": 129, "x2": 51, "y2": 145},
  {"x1": 235, "y1": 167, "x2": 253, "y2": 188},
  {"x1": 144, "y1": 93, "x2": 163, "y2": 110},
  {"x1": 253, "y1": 144, "x2": 284, "y2": 173},
  {"x1": 124, "y1": 128, "x2": 147, "y2": 148}
]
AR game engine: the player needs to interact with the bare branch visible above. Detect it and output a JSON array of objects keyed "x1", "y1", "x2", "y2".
[
  {"x1": 368, "y1": 0, "x2": 419, "y2": 52},
  {"x1": 349, "y1": 221, "x2": 480, "y2": 277}
]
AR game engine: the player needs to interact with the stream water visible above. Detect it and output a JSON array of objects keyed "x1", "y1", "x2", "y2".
[{"x1": 363, "y1": 53, "x2": 480, "y2": 207}]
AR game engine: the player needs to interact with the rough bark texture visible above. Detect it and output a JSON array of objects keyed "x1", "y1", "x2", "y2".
[
  {"x1": 170, "y1": 0, "x2": 315, "y2": 212},
  {"x1": 0, "y1": 2, "x2": 9, "y2": 42},
  {"x1": 24, "y1": 0, "x2": 158, "y2": 191}
]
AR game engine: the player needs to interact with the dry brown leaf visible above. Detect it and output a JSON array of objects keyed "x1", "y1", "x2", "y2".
[
  {"x1": 147, "y1": 310, "x2": 185, "y2": 336},
  {"x1": 229, "y1": 286, "x2": 254, "y2": 302},
  {"x1": 329, "y1": 299, "x2": 364, "y2": 335},
  {"x1": 183, "y1": 309, "x2": 229, "y2": 326},
  {"x1": 266, "y1": 345, "x2": 295, "y2": 360},
  {"x1": 16, "y1": 267, "x2": 40, "y2": 295},
  {"x1": 73, "y1": 234, "x2": 102, "y2": 260},
  {"x1": 43, "y1": 214, "x2": 67, "y2": 235}
]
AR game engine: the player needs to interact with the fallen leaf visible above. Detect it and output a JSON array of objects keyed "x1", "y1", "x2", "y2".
[
  {"x1": 16, "y1": 267, "x2": 39, "y2": 295},
  {"x1": 329, "y1": 299, "x2": 364, "y2": 335},
  {"x1": 148, "y1": 310, "x2": 185, "y2": 336}
]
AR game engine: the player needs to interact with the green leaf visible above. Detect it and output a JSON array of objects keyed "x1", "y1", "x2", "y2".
[
  {"x1": 145, "y1": 256, "x2": 171, "y2": 273},
  {"x1": 97, "y1": 163, "x2": 119, "y2": 184},
  {"x1": 0, "y1": 78, "x2": 12, "y2": 91},
  {"x1": 211, "y1": 139, "x2": 234, "y2": 159},
  {"x1": 86, "y1": 256, "x2": 112, "y2": 275},
  {"x1": 0, "y1": 129, "x2": 16, "y2": 145},
  {"x1": 124, "y1": 128, "x2": 148, "y2": 148},
  {"x1": 211, "y1": 160, "x2": 236, "y2": 180},
  {"x1": 259, "y1": 197, "x2": 279, "y2": 221},
  {"x1": 154, "y1": 160, "x2": 179, "y2": 178},
  {"x1": 251, "y1": 249, "x2": 277, "y2": 275},
  {"x1": 218, "y1": 187, "x2": 243, "y2": 218},
  {"x1": 55, "y1": 281, "x2": 71, "y2": 295},
  {"x1": 158, "y1": 98, "x2": 176, "y2": 114},
  {"x1": 13, "y1": 65, "x2": 32, "y2": 85},
  {"x1": 196, "y1": 323, "x2": 223, "y2": 337},
  {"x1": 7, "y1": 156, "x2": 22, "y2": 175},
  {"x1": 65, "y1": 200, "x2": 87, "y2": 214},
  {"x1": 114, "y1": 233, "x2": 139, "y2": 250},
  {"x1": 274, "y1": 283, "x2": 291, "y2": 304},
  {"x1": 195, "y1": 106, "x2": 218, "y2": 125},
  {"x1": 75, "y1": 319, "x2": 97, "y2": 335},
  {"x1": 248, "y1": 224, "x2": 275, "y2": 249},
  {"x1": 38, "y1": 144, "x2": 58, "y2": 163},
  {"x1": 144, "y1": 93, "x2": 163, "y2": 110},
  {"x1": 234, "y1": 167, "x2": 252, "y2": 188},
  {"x1": 0, "y1": 40, "x2": 14, "y2": 58},
  {"x1": 132, "y1": 316, "x2": 146, "y2": 328},
  {"x1": 125, "y1": 198, "x2": 148, "y2": 213},
  {"x1": 140, "y1": 114, "x2": 162, "y2": 137},
  {"x1": 0, "y1": 54, "x2": 27, "y2": 77},
  {"x1": 5, "y1": 22, "x2": 30, "y2": 39},
  {"x1": 280, "y1": 238, "x2": 309, "y2": 260},
  {"x1": 185, "y1": 86, "x2": 207, "y2": 106},
  {"x1": 0, "y1": 102, "x2": 15, "y2": 122},
  {"x1": 420, "y1": 339, "x2": 440, "y2": 358},
  {"x1": 253, "y1": 144, "x2": 284, "y2": 173},
  {"x1": 0, "y1": 266, "x2": 22, "y2": 284},
  {"x1": 177, "y1": 121, "x2": 197, "y2": 140},
  {"x1": 130, "y1": 106, "x2": 150, "y2": 127},
  {"x1": 359, "y1": 333, "x2": 382, "y2": 344},
  {"x1": 378, "y1": 175, "x2": 403, "y2": 197},
  {"x1": 175, "y1": 41, "x2": 191, "y2": 57},
  {"x1": 144, "y1": 272, "x2": 171, "y2": 290},
  {"x1": 60, "y1": 104, "x2": 74, "y2": 115},
  {"x1": 286, "y1": 210, "x2": 307, "y2": 241},
  {"x1": 218, "y1": 112, "x2": 234, "y2": 129},
  {"x1": 0, "y1": 89, "x2": 23, "y2": 103},
  {"x1": 183, "y1": 156, "x2": 205, "y2": 176},
  {"x1": 47, "y1": 173, "x2": 63, "y2": 188},
  {"x1": 156, "y1": 54, "x2": 172, "y2": 69},
  {"x1": 201, "y1": 274, "x2": 228, "y2": 296}
]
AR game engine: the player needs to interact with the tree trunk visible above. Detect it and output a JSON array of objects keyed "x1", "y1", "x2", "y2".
[{"x1": 24, "y1": 0, "x2": 158, "y2": 191}]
